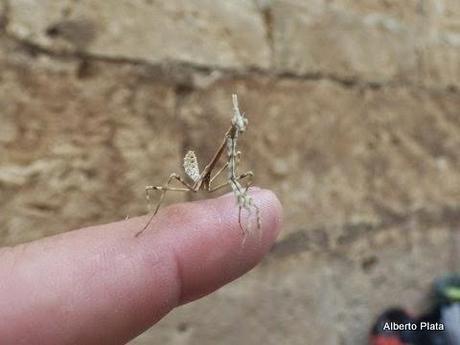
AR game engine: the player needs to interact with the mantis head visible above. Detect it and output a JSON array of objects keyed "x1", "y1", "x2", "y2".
[{"x1": 232, "y1": 94, "x2": 248, "y2": 132}]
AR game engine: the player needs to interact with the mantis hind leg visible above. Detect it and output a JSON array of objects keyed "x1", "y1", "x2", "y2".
[
  {"x1": 149, "y1": 173, "x2": 194, "y2": 215},
  {"x1": 136, "y1": 173, "x2": 195, "y2": 237}
]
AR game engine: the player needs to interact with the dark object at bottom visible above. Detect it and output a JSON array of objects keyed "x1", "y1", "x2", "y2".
[
  {"x1": 370, "y1": 308, "x2": 417, "y2": 345},
  {"x1": 370, "y1": 274, "x2": 460, "y2": 345}
]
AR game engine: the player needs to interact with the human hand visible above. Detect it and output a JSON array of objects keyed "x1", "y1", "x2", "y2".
[{"x1": 0, "y1": 188, "x2": 282, "y2": 345}]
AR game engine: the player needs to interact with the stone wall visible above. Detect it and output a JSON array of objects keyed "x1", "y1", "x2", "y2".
[{"x1": 1, "y1": 1, "x2": 460, "y2": 344}]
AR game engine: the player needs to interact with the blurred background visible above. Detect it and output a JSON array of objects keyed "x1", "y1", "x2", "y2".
[{"x1": 1, "y1": 0, "x2": 460, "y2": 344}]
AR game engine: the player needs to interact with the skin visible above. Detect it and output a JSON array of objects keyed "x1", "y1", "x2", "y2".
[{"x1": 0, "y1": 188, "x2": 282, "y2": 345}]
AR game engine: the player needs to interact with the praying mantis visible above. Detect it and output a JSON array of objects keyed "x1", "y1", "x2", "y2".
[{"x1": 135, "y1": 94, "x2": 261, "y2": 238}]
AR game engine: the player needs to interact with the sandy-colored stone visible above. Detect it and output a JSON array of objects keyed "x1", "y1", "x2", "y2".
[
  {"x1": 0, "y1": 37, "x2": 182, "y2": 245},
  {"x1": 270, "y1": 0, "x2": 460, "y2": 88},
  {"x1": 327, "y1": 0, "x2": 421, "y2": 23},
  {"x1": 416, "y1": 0, "x2": 460, "y2": 88},
  {"x1": 6, "y1": 0, "x2": 270, "y2": 69},
  {"x1": 7, "y1": 0, "x2": 460, "y2": 88},
  {"x1": 271, "y1": 1, "x2": 419, "y2": 83}
]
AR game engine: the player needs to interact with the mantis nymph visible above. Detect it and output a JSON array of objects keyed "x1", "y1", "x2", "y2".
[{"x1": 136, "y1": 94, "x2": 261, "y2": 238}]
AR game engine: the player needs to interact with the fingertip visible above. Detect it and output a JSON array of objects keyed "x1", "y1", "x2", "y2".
[{"x1": 167, "y1": 188, "x2": 283, "y2": 304}]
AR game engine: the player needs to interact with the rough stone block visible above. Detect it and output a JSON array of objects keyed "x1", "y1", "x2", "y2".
[
  {"x1": 271, "y1": 1, "x2": 419, "y2": 83},
  {"x1": 6, "y1": 0, "x2": 270, "y2": 69},
  {"x1": 0, "y1": 37, "x2": 182, "y2": 245}
]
